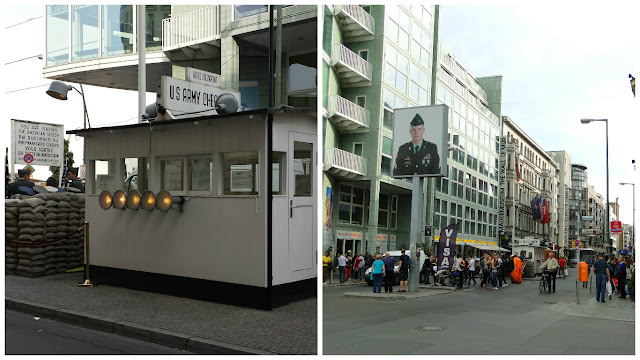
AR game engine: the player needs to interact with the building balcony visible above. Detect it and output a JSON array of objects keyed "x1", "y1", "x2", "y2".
[
  {"x1": 333, "y1": 5, "x2": 375, "y2": 42},
  {"x1": 331, "y1": 44, "x2": 372, "y2": 87},
  {"x1": 162, "y1": 6, "x2": 221, "y2": 60},
  {"x1": 327, "y1": 95, "x2": 370, "y2": 133},
  {"x1": 324, "y1": 148, "x2": 367, "y2": 179}
]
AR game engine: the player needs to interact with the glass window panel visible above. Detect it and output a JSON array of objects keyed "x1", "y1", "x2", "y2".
[
  {"x1": 399, "y1": 9, "x2": 410, "y2": 31},
  {"x1": 386, "y1": 20, "x2": 398, "y2": 41},
  {"x1": 338, "y1": 203, "x2": 351, "y2": 223},
  {"x1": 189, "y1": 158, "x2": 213, "y2": 192},
  {"x1": 122, "y1": 157, "x2": 149, "y2": 193},
  {"x1": 410, "y1": 82, "x2": 420, "y2": 101},
  {"x1": 353, "y1": 187, "x2": 365, "y2": 205},
  {"x1": 46, "y1": 5, "x2": 70, "y2": 66},
  {"x1": 396, "y1": 72, "x2": 407, "y2": 93},
  {"x1": 397, "y1": 52, "x2": 408, "y2": 74},
  {"x1": 396, "y1": 96, "x2": 406, "y2": 108},
  {"x1": 382, "y1": 137, "x2": 393, "y2": 156},
  {"x1": 340, "y1": 185, "x2": 352, "y2": 203},
  {"x1": 93, "y1": 159, "x2": 117, "y2": 194},
  {"x1": 293, "y1": 142, "x2": 313, "y2": 197},
  {"x1": 383, "y1": 108, "x2": 394, "y2": 129},
  {"x1": 102, "y1": 5, "x2": 133, "y2": 57},
  {"x1": 223, "y1": 151, "x2": 259, "y2": 195},
  {"x1": 161, "y1": 159, "x2": 184, "y2": 192},
  {"x1": 384, "y1": 88, "x2": 395, "y2": 109},
  {"x1": 352, "y1": 206, "x2": 364, "y2": 225},
  {"x1": 381, "y1": 156, "x2": 391, "y2": 176},
  {"x1": 385, "y1": 63, "x2": 396, "y2": 85},
  {"x1": 72, "y1": 5, "x2": 99, "y2": 61},
  {"x1": 322, "y1": 6, "x2": 333, "y2": 55},
  {"x1": 399, "y1": 29, "x2": 409, "y2": 51},
  {"x1": 234, "y1": 5, "x2": 268, "y2": 19},
  {"x1": 380, "y1": 194, "x2": 389, "y2": 210},
  {"x1": 145, "y1": 5, "x2": 170, "y2": 51}
]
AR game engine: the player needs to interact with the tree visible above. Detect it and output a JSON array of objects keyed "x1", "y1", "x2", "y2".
[{"x1": 49, "y1": 139, "x2": 74, "y2": 183}]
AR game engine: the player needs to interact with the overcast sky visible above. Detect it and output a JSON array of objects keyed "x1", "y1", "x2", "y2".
[
  {"x1": 1, "y1": 3, "x2": 639, "y2": 233},
  {"x1": 439, "y1": 3, "x2": 640, "y2": 231}
]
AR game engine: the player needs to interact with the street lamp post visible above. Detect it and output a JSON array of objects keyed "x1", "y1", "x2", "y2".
[
  {"x1": 580, "y1": 118, "x2": 609, "y2": 252},
  {"x1": 620, "y1": 182, "x2": 635, "y2": 255},
  {"x1": 46, "y1": 80, "x2": 90, "y2": 129}
]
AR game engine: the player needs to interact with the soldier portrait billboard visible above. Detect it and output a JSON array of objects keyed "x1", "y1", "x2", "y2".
[{"x1": 391, "y1": 104, "x2": 448, "y2": 178}]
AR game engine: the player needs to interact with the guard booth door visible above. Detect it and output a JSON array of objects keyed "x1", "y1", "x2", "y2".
[{"x1": 288, "y1": 132, "x2": 316, "y2": 272}]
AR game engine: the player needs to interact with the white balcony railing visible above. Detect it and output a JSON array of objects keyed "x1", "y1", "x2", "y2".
[
  {"x1": 331, "y1": 44, "x2": 372, "y2": 84},
  {"x1": 328, "y1": 95, "x2": 370, "y2": 131},
  {"x1": 333, "y1": 5, "x2": 375, "y2": 41},
  {"x1": 324, "y1": 147, "x2": 367, "y2": 178},
  {"x1": 162, "y1": 6, "x2": 220, "y2": 50}
]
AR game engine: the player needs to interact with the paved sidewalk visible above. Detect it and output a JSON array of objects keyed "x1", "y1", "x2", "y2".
[{"x1": 5, "y1": 273, "x2": 317, "y2": 355}]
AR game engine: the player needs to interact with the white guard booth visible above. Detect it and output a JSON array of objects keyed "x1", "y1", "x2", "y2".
[{"x1": 68, "y1": 108, "x2": 317, "y2": 309}]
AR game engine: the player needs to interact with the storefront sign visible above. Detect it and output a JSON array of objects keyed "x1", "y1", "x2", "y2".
[
  {"x1": 464, "y1": 239, "x2": 476, "y2": 244},
  {"x1": 476, "y1": 240, "x2": 487, "y2": 245},
  {"x1": 11, "y1": 119, "x2": 64, "y2": 167},
  {"x1": 497, "y1": 136, "x2": 507, "y2": 234},
  {"x1": 336, "y1": 230, "x2": 362, "y2": 240},
  {"x1": 160, "y1": 76, "x2": 241, "y2": 117},
  {"x1": 186, "y1": 67, "x2": 221, "y2": 87},
  {"x1": 564, "y1": 185, "x2": 569, "y2": 243},
  {"x1": 611, "y1": 221, "x2": 622, "y2": 233}
]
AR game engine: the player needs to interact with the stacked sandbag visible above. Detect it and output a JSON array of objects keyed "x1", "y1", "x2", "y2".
[
  {"x1": 523, "y1": 260, "x2": 536, "y2": 278},
  {"x1": 42, "y1": 195, "x2": 62, "y2": 275},
  {"x1": 16, "y1": 197, "x2": 46, "y2": 277},
  {"x1": 66, "y1": 193, "x2": 85, "y2": 270},
  {"x1": 5, "y1": 199, "x2": 21, "y2": 274}
]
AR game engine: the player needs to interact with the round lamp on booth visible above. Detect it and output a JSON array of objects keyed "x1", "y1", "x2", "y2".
[
  {"x1": 157, "y1": 190, "x2": 172, "y2": 212},
  {"x1": 113, "y1": 190, "x2": 126, "y2": 210},
  {"x1": 141, "y1": 190, "x2": 156, "y2": 211},
  {"x1": 126, "y1": 190, "x2": 141, "y2": 210},
  {"x1": 99, "y1": 191, "x2": 113, "y2": 210}
]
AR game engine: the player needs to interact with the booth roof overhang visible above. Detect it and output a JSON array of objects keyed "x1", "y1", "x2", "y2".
[{"x1": 66, "y1": 107, "x2": 317, "y2": 136}]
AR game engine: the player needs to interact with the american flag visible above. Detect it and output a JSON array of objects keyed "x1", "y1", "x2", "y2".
[{"x1": 515, "y1": 155, "x2": 521, "y2": 181}]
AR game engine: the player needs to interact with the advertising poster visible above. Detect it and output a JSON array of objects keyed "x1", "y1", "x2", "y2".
[
  {"x1": 391, "y1": 105, "x2": 448, "y2": 178},
  {"x1": 323, "y1": 186, "x2": 334, "y2": 251},
  {"x1": 437, "y1": 223, "x2": 458, "y2": 271}
]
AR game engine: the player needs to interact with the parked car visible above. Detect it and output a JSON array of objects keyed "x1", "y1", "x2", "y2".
[{"x1": 365, "y1": 250, "x2": 426, "y2": 286}]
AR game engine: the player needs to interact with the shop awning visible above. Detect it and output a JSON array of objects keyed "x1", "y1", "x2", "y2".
[{"x1": 466, "y1": 243, "x2": 511, "y2": 253}]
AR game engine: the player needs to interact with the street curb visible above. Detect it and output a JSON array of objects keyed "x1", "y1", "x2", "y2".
[{"x1": 5, "y1": 297, "x2": 271, "y2": 355}]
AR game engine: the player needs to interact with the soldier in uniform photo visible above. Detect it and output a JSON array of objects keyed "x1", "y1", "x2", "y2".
[{"x1": 393, "y1": 113, "x2": 440, "y2": 176}]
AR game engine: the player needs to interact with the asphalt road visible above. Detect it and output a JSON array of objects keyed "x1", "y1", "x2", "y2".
[
  {"x1": 323, "y1": 275, "x2": 635, "y2": 355},
  {"x1": 5, "y1": 310, "x2": 192, "y2": 355}
]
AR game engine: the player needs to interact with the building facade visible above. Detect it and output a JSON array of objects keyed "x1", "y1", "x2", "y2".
[
  {"x1": 500, "y1": 116, "x2": 559, "y2": 249},
  {"x1": 322, "y1": 5, "x2": 502, "y2": 258},
  {"x1": 547, "y1": 150, "x2": 572, "y2": 255}
]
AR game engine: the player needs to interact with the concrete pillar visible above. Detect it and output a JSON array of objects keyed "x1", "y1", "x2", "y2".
[
  {"x1": 221, "y1": 36, "x2": 239, "y2": 92},
  {"x1": 368, "y1": 179, "x2": 380, "y2": 254}
]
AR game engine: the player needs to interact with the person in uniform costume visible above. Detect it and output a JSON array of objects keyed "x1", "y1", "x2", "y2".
[
  {"x1": 393, "y1": 113, "x2": 440, "y2": 176},
  {"x1": 6, "y1": 169, "x2": 35, "y2": 197}
]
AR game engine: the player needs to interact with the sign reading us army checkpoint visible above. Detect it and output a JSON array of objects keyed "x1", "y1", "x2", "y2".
[
  {"x1": 391, "y1": 104, "x2": 448, "y2": 178},
  {"x1": 11, "y1": 119, "x2": 64, "y2": 167},
  {"x1": 160, "y1": 75, "x2": 241, "y2": 117}
]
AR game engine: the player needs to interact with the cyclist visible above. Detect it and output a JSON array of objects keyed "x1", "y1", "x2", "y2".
[{"x1": 539, "y1": 252, "x2": 559, "y2": 293}]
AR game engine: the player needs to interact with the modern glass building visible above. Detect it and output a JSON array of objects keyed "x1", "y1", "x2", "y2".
[
  {"x1": 322, "y1": 5, "x2": 503, "y2": 257},
  {"x1": 44, "y1": 5, "x2": 317, "y2": 109}
]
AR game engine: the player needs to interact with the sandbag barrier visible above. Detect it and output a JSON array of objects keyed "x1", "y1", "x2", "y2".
[{"x1": 5, "y1": 193, "x2": 85, "y2": 278}]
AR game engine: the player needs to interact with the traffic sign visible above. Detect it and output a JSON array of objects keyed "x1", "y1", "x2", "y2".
[
  {"x1": 79, "y1": 165, "x2": 86, "y2": 179},
  {"x1": 24, "y1": 153, "x2": 34, "y2": 163},
  {"x1": 22, "y1": 164, "x2": 35, "y2": 174},
  {"x1": 575, "y1": 239, "x2": 580, "y2": 250}
]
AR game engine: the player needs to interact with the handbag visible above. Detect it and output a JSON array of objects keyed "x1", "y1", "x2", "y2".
[
  {"x1": 613, "y1": 278, "x2": 619, "y2": 287},
  {"x1": 564, "y1": 269, "x2": 568, "y2": 277},
  {"x1": 606, "y1": 281, "x2": 612, "y2": 295},
  {"x1": 370, "y1": 271, "x2": 374, "y2": 281}
]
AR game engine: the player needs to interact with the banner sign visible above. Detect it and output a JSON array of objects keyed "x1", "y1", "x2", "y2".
[
  {"x1": 391, "y1": 104, "x2": 448, "y2": 178},
  {"x1": 336, "y1": 230, "x2": 362, "y2": 240},
  {"x1": 159, "y1": 76, "x2": 241, "y2": 117},
  {"x1": 611, "y1": 221, "x2": 622, "y2": 233},
  {"x1": 437, "y1": 223, "x2": 458, "y2": 271},
  {"x1": 498, "y1": 136, "x2": 507, "y2": 234},
  {"x1": 11, "y1": 119, "x2": 64, "y2": 167},
  {"x1": 564, "y1": 185, "x2": 569, "y2": 244}
]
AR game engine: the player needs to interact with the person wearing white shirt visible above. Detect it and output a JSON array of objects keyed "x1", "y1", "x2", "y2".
[{"x1": 337, "y1": 253, "x2": 347, "y2": 284}]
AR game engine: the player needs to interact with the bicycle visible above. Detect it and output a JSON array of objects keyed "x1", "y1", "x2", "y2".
[{"x1": 539, "y1": 271, "x2": 550, "y2": 293}]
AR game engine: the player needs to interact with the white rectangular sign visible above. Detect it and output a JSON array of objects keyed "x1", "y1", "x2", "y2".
[
  {"x1": 186, "y1": 67, "x2": 221, "y2": 87},
  {"x1": 11, "y1": 119, "x2": 64, "y2": 167},
  {"x1": 160, "y1": 76, "x2": 241, "y2": 117}
]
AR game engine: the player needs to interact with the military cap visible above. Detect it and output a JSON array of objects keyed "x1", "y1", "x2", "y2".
[{"x1": 410, "y1": 113, "x2": 424, "y2": 126}]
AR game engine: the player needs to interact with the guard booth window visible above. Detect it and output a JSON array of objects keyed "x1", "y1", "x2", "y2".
[
  {"x1": 223, "y1": 151, "x2": 259, "y2": 196},
  {"x1": 293, "y1": 142, "x2": 312, "y2": 197},
  {"x1": 122, "y1": 157, "x2": 149, "y2": 193},
  {"x1": 92, "y1": 159, "x2": 117, "y2": 194},
  {"x1": 161, "y1": 159, "x2": 184, "y2": 192}
]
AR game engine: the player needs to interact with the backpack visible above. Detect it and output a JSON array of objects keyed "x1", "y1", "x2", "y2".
[{"x1": 401, "y1": 255, "x2": 411, "y2": 269}]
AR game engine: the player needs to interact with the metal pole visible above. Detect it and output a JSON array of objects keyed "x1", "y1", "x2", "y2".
[
  {"x1": 138, "y1": 5, "x2": 146, "y2": 124},
  {"x1": 408, "y1": 176, "x2": 424, "y2": 292},
  {"x1": 265, "y1": 5, "x2": 275, "y2": 310},
  {"x1": 78, "y1": 222, "x2": 94, "y2": 287},
  {"x1": 577, "y1": 212, "x2": 580, "y2": 304},
  {"x1": 605, "y1": 119, "x2": 610, "y2": 250}
]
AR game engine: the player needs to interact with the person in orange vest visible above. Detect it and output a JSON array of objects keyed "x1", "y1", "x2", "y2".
[{"x1": 511, "y1": 254, "x2": 522, "y2": 284}]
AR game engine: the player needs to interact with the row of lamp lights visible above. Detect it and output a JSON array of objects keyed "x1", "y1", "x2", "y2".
[{"x1": 99, "y1": 190, "x2": 185, "y2": 212}]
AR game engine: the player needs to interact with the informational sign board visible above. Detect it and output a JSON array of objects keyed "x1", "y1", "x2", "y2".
[
  {"x1": 11, "y1": 119, "x2": 64, "y2": 167},
  {"x1": 391, "y1": 105, "x2": 448, "y2": 178},
  {"x1": 186, "y1": 67, "x2": 221, "y2": 87},
  {"x1": 498, "y1": 136, "x2": 507, "y2": 234},
  {"x1": 437, "y1": 223, "x2": 458, "y2": 271},
  {"x1": 159, "y1": 76, "x2": 241, "y2": 117}
]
